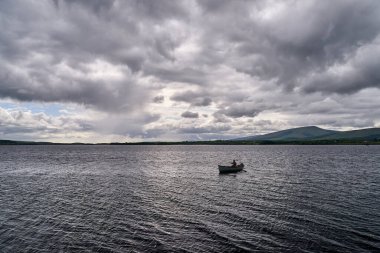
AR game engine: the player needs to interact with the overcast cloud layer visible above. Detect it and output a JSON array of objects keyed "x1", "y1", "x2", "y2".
[{"x1": 0, "y1": 0, "x2": 380, "y2": 142}]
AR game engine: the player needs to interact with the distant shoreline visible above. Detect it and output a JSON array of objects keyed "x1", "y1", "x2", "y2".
[
  {"x1": 2, "y1": 126, "x2": 379, "y2": 145},
  {"x1": 0, "y1": 140, "x2": 378, "y2": 145}
]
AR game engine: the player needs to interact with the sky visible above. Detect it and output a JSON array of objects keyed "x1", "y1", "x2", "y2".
[{"x1": 1, "y1": 0, "x2": 380, "y2": 143}]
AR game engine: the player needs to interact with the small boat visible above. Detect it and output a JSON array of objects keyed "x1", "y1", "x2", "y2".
[{"x1": 218, "y1": 163, "x2": 244, "y2": 174}]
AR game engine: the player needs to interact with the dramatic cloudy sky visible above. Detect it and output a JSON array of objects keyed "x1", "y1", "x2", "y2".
[{"x1": 1, "y1": 0, "x2": 380, "y2": 142}]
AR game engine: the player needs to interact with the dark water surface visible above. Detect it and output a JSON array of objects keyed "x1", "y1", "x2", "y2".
[{"x1": 0, "y1": 145, "x2": 379, "y2": 252}]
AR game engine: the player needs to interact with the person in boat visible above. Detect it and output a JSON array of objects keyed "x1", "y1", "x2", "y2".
[{"x1": 231, "y1": 159, "x2": 237, "y2": 167}]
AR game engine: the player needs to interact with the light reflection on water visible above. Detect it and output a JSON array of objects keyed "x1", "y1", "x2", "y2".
[{"x1": 0, "y1": 145, "x2": 379, "y2": 252}]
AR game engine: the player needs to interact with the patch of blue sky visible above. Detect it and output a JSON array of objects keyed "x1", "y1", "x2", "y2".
[{"x1": 0, "y1": 101, "x2": 66, "y2": 116}]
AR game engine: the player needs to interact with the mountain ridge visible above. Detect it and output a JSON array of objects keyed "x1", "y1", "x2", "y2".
[{"x1": 233, "y1": 126, "x2": 380, "y2": 141}]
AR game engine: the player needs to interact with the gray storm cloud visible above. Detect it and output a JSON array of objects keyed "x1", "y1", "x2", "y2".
[
  {"x1": 153, "y1": 96, "x2": 164, "y2": 104},
  {"x1": 181, "y1": 111, "x2": 199, "y2": 118},
  {"x1": 0, "y1": 0, "x2": 380, "y2": 140},
  {"x1": 171, "y1": 91, "x2": 212, "y2": 107},
  {"x1": 2, "y1": 0, "x2": 380, "y2": 106},
  {"x1": 0, "y1": 0, "x2": 191, "y2": 112}
]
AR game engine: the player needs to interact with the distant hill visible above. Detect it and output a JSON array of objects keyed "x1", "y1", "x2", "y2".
[
  {"x1": 233, "y1": 126, "x2": 380, "y2": 141},
  {"x1": 0, "y1": 140, "x2": 53, "y2": 145},
  {"x1": 315, "y1": 128, "x2": 380, "y2": 140},
  {"x1": 0, "y1": 140, "x2": 87, "y2": 145}
]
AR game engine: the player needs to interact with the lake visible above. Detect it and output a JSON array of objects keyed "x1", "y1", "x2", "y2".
[{"x1": 0, "y1": 145, "x2": 379, "y2": 252}]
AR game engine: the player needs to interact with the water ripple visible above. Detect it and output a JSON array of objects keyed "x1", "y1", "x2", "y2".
[{"x1": 0, "y1": 145, "x2": 379, "y2": 252}]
